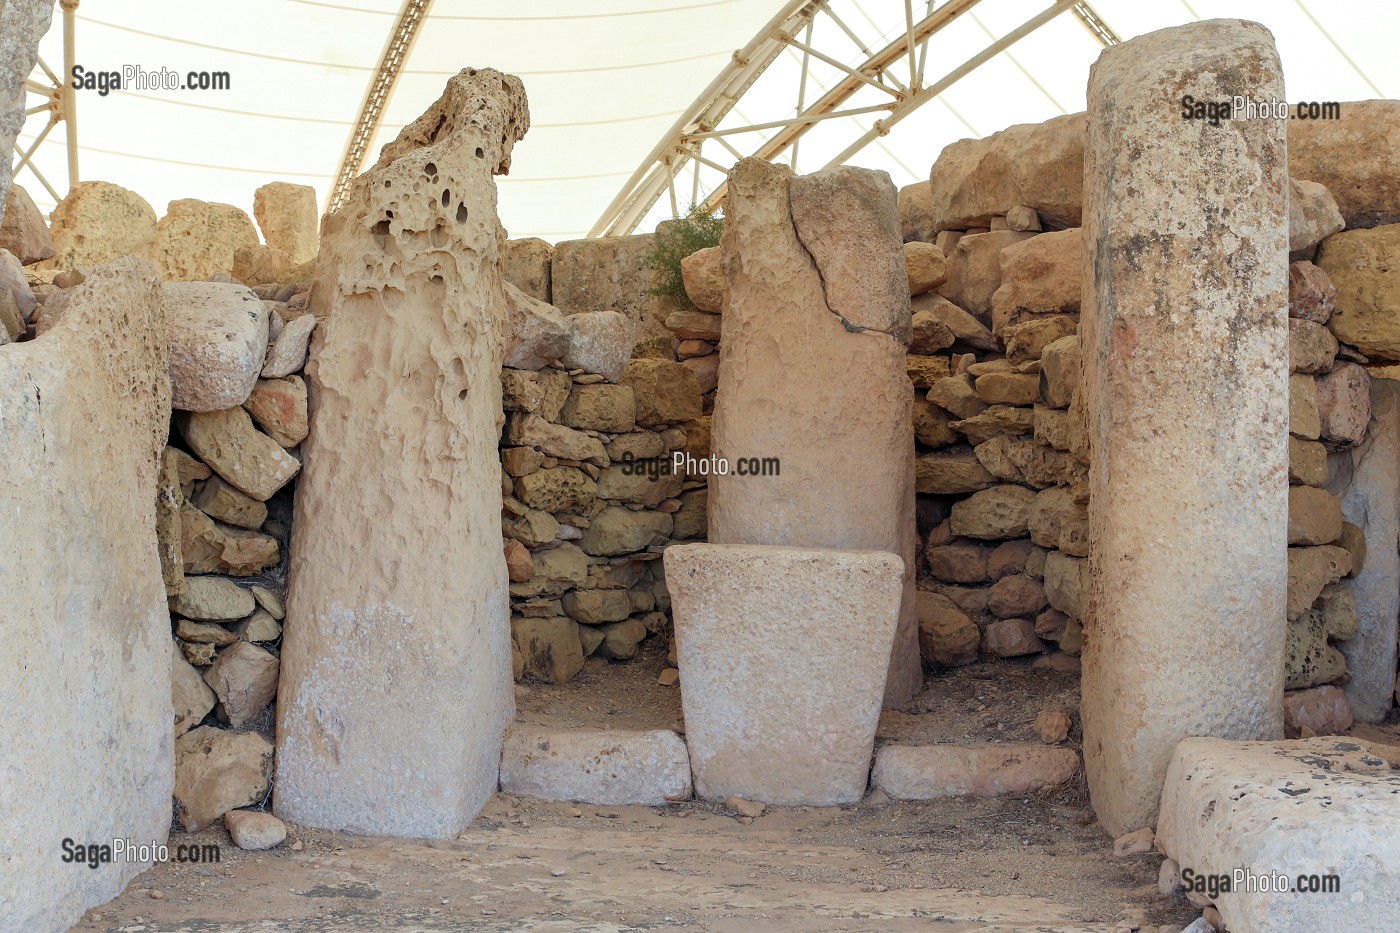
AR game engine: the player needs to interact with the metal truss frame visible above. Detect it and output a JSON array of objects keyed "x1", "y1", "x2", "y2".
[
  {"x1": 328, "y1": 0, "x2": 434, "y2": 214},
  {"x1": 15, "y1": 0, "x2": 79, "y2": 203},
  {"x1": 588, "y1": 0, "x2": 1116, "y2": 239}
]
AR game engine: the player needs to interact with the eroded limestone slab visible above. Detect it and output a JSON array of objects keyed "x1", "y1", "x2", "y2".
[
  {"x1": 0, "y1": 258, "x2": 173, "y2": 933},
  {"x1": 872, "y1": 744, "x2": 1079, "y2": 799},
  {"x1": 499, "y1": 728, "x2": 692, "y2": 805},
  {"x1": 1079, "y1": 20, "x2": 1289, "y2": 836},
  {"x1": 1156, "y1": 737, "x2": 1400, "y2": 933},
  {"x1": 163, "y1": 281, "x2": 269, "y2": 411},
  {"x1": 276, "y1": 68, "x2": 528, "y2": 838},
  {"x1": 665, "y1": 543, "x2": 903, "y2": 806}
]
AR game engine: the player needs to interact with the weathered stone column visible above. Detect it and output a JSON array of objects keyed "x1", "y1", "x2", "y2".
[
  {"x1": 709, "y1": 158, "x2": 921, "y2": 706},
  {"x1": 0, "y1": 259, "x2": 173, "y2": 933},
  {"x1": 1080, "y1": 20, "x2": 1288, "y2": 835},
  {"x1": 0, "y1": 0, "x2": 53, "y2": 225},
  {"x1": 275, "y1": 68, "x2": 528, "y2": 838}
]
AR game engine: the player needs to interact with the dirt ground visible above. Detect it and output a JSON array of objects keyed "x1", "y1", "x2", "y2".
[{"x1": 70, "y1": 649, "x2": 1400, "y2": 933}]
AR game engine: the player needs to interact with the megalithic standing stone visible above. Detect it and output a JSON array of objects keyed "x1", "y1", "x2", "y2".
[
  {"x1": 708, "y1": 158, "x2": 922, "y2": 707},
  {"x1": 275, "y1": 68, "x2": 528, "y2": 838},
  {"x1": 1080, "y1": 20, "x2": 1289, "y2": 836},
  {"x1": 0, "y1": 0, "x2": 54, "y2": 227}
]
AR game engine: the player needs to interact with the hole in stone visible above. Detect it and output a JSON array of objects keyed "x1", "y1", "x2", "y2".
[
  {"x1": 441, "y1": 189, "x2": 451, "y2": 208},
  {"x1": 475, "y1": 147, "x2": 484, "y2": 159},
  {"x1": 458, "y1": 389, "x2": 468, "y2": 401},
  {"x1": 423, "y1": 161, "x2": 437, "y2": 177},
  {"x1": 371, "y1": 219, "x2": 390, "y2": 236},
  {"x1": 456, "y1": 202, "x2": 469, "y2": 224},
  {"x1": 429, "y1": 223, "x2": 448, "y2": 248},
  {"x1": 430, "y1": 274, "x2": 444, "y2": 287}
]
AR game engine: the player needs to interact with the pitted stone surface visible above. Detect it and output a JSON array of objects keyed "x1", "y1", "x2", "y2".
[
  {"x1": 0, "y1": 258, "x2": 174, "y2": 933},
  {"x1": 43, "y1": 180, "x2": 158, "y2": 271},
  {"x1": 253, "y1": 182, "x2": 319, "y2": 266},
  {"x1": 709, "y1": 158, "x2": 920, "y2": 706},
  {"x1": 665, "y1": 544, "x2": 903, "y2": 806},
  {"x1": 499, "y1": 728, "x2": 692, "y2": 805},
  {"x1": 1156, "y1": 737, "x2": 1400, "y2": 933},
  {"x1": 277, "y1": 68, "x2": 528, "y2": 839},
  {"x1": 1079, "y1": 20, "x2": 1289, "y2": 837},
  {"x1": 156, "y1": 198, "x2": 260, "y2": 282}
]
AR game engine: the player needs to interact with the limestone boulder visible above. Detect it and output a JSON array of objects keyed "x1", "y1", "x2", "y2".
[
  {"x1": 514, "y1": 467, "x2": 597, "y2": 514},
  {"x1": 509, "y1": 542, "x2": 586, "y2": 599},
  {"x1": 180, "y1": 505, "x2": 279, "y2": 576},
  {"x1": 253, "y1": 181, "x2": 318, "y2": 266},
  {"x1": 1317, "y1": 224, "x2": 1400, "y2": 360},
  {"x1": 156, "y1": 198, "x2": 260, "y2": 282},
  {"x1": 192, "y1": 474, "x2": 267, "y2": 531},
  {"x1": 503, "y1": 281, "x2": 570, "y2": 370},
  {"x1": 163, "y1": 281, "x2": 270, "y2": 411},
  {"x1": 897, "y1": 180, "x2": 935, "y2": 242},
  {"x1": 666, "y1": 543, "x2": 903, "y2": 805},
  {"x1": 1003, "y1": 314, "x2": 1076, "y2": 366},
  {"x1": 578, "y1": 506, "x2": 671, "y2": 556},
  {"x1": 0, "y1": 182, "x2": 52, "y2": 264},
  {"x1": 623, "y1": 358, "x2": 702, "y2": 426},
  {"x1": 916, "y1": 590, "x2": 979, "y2": 666},
  {"x1": 1039, "y1": 334, "x2": 1081, "y2": 409},
  {"x1": 231, "y1": 244, "x2": 293, "y2": 287},
  {"x1": 559, "y1": 383, "x2": 635, "y2": 433},
  {"x1": 1287, "y1": 178, "x2": 1344, "y2": 256},
  {"x1": 561, "y1": 310, "x2": 634, "y2": 383},
  {"x1": 179, "y1": 407, "x2": 301, "y2": 500},
  {"x1": 511, "y1": 616, "x2": 584, "y2": 683},
  {"x1": 983, "y1": 618, "x2": 1045, "y2": 657},
  {"x1": 1288, "y1": 436, "x2": 1328, "y2": 486},
  {"x1": 1286, "y1": 546, "x2": 1351, "y2": 620},
  {"x1": 174, "y1": 726, "x2": 274, "y2": 831},
  {"x1": 203, "y1": 640, "x2": 280, "y2": 727},
  {"x1": 1043, "y1": 551, "x2": 1085, "y2": 619},
  {"x1": 938, "y1": 230, "x2": 1034, "y2": 315},
  {"x1": 172, "y1": 639, "x2": 216, "y2": 737},
  {"x1": 664, "y1": 308, "x2": 721, "y2": 341},
  {"x1": 1289, "y1": 99, "x2": 1400, "y2": 228},
  {"x1": 169, "y1": 575, "x2": 256, "y2": 621},
  {"x1": 43, "y1": 181, "x2": 158, "y2": 271},
  {"x1": 502, "y1": 237, "x2": 552, "y2": 302},
  {"x1": 912, "y1": 292, "x2": 996, "y2": 351},
  {"x1": 990, "y1": 228, "x2": 1082, "y2": 335},
  {"x1": 925, "y1": 540, "x2": 991, "y2": 583},
  {"x1": 915, "y1": 447, "x2": 996, "y2": 494},
  {"x1": 1287, "y1": 486, "x2": 1342, "y2": 545},
  {"x1": 1285, "y1": 583, "x2": 1358, "y2": 689},
  {"x1": 243, "y1": 375, "x2": 309, "y2": 448},
  {"x1": 0, "y1": 247, "x2": 35, "y2": 323},
  {"x1": 551, "y1": 233, "x2": 673, "y2": 342},
  {"x1": 929, "y1": 112, "x2": 1086, "y2": 231},
  {"x1": 1287, "y1": 318, "x2": 1337, "y2": 374},
  {"x1": 224, "y1": 809, "x2": 288, "y2": 851},
  {"x1": 1282, "y1": 685, "x2": 1353, "y2": 737},
  {"x1": 949, "y1": 485, "x2": 1035, "y2": 539},
  {"x1": 1286, "y1": 260, "x2": 1335, "y2": 324},
  {"x1": 1289, "y1": 373, "x2": 1321, "y2": 440},
  {"x1": 680, "y1": 245, "x2": 724, "y2": 313},
  {"x1": 904, "y1": 241, "x2": 946, "y2": 296},
  {"x1": 1156, "y1": 737, "x2": 1400, "y2": 933},
  {"x1": 261, "y1": 312, "x2": 314, "y2": 378},
  {"x1": 1315, "y1": 362, "x2": 1370, "y2": 447},
  {"x1": 505, "y1": 412, "x2": 606, "y2": 462}
]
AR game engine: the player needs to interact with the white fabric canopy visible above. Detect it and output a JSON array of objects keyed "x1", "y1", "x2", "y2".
[{"x1": 16, "y1": 0, "x2": 1396, "y2": 243}]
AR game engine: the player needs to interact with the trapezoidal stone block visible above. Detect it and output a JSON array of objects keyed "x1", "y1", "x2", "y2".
[
  {"x1": 0, "y1": 259, "x2": 173, "y2": 933},
  {"x1": 1080, "y1": 20, "x2": 1289, "y2": 837},
  {"x1": 1156, "y1": 737, "x2": 1400, "y2": 933},
  {"x1": 275, "y1": 67, "x2": 529, "y2": 838},
  {"x1": 708, "y1": 158, "x2": 921, "y2": 707},
  {"x1": 665, "y1": 543, "x2": 903, "y2": 806}
]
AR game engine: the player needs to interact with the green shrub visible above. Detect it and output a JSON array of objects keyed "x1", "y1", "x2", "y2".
[{"x1": 645, "y1": 204, "x2": 724, "y2": 304}]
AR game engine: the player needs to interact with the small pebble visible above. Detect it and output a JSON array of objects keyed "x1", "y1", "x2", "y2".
[{"x1": 657, "y1": 668, "x2": 680, "y2": 686}]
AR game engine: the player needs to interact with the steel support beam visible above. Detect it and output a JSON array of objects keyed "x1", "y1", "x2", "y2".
[
  {"x1": 328, "y1": 0, "x2": 433, "y2": 214},
  {"x1": 591, "y1": 0, "x2": 1117, "y2": 239}
]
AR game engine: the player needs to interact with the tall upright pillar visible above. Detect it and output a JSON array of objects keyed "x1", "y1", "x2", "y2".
[
  {"x1": 709, "y1": 158, "x2": 921, "y2": 706},
  {"x1": 275, "y1": 68, "x2": 528, "y2": 838},
  {"x1": 1080, "y1": 21, "x2": 1288, "y2": 835}
]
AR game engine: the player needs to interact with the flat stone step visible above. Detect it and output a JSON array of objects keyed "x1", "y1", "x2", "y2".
[
  {"x1": 499, "y1": 727, "x2": 692, "y2": 805},
  {"x1": 1157, "y1": 736, "x2": 1400, "y2": 933},
  {"x1": 871, "y1": 743, "x2": 1080, "y2": 800}
]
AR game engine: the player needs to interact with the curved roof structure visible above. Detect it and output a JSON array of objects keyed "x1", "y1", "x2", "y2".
[{"x1": 15, "y1": 0, "x2": 1396, "y2": 243}]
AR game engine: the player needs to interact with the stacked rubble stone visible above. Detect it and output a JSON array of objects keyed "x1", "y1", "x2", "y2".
[
  {"x1": 501, "y1": 240, "x2": 707, "y2": 685},
  {"x1": 906, "y1": 102, "x2": 1400, "y2": 737},
  {"x1": 13, "y1": 179, "x2": 319, "y2": 836}
]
